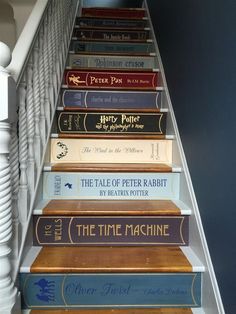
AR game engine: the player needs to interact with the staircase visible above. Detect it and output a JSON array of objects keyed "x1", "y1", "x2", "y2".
[{"x1": 6, "y1": 1, "x2": 223, "y2": 313}]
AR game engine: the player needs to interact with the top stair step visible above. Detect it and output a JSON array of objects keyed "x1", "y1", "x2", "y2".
[
  {"x1": 25, "y1": 308, "x2": 205, "y2": 314},
  {"x1": 81, "y1": 7, "x2": 147, "y2": 19}
]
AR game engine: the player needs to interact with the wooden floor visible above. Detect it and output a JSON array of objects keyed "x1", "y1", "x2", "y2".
[
  {"x1": 50, "y1": 163, "x2": 173, "y2": 172},
  {"x1": 30, "y1": 246, "x2": 192, "y2": 273},
  {"x1": 29, "y1": 308, "x2": 194, "y2": 314},
  {"x1": 41, "y1": 199, "x2": 181, "y2": 216}
]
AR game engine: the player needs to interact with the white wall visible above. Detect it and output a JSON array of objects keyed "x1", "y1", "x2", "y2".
[
  {"x1": 0, "y1": 0, "x2": 36, "y2": 50},
  {"x1": 9, "y1": 0, "x2": 37, "y2": 38}
]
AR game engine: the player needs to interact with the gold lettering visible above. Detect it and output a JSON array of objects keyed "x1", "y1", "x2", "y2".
[
  {"x1": 163, "y1": 224, "x2": 170, "y2": 236},
  {"x1": 90, "y1": 76, "x2": 109, "y2": 85},
  {"x1": 100, "y1": 115, "x2": 118, "y2": 124},
  {"x1": 98, "y1": 224, "x2": 122, "y2": 236},
  {"x1": 121, "y1": 114, "x2": 140, "y2": 124},
  {"x1": 140, "y1": 224, "x2": 147, "y2": 236},
  {"x1": 133, "y1": 225, "x2": 140, "y2": 236},
  {"x1": 124, "y1": 224, "x2": 170, "y2": 237},
  {"x1": 115, "y1": 224, "x2": 122, "y2": 236},
  {"x1": 54, "y1": 219, "x2": 62, "y2": 241},
  {"x1": 125, "y1": 224, "x2": 133, "y2": 236},
  {"x1": 146, "y1": 224, "x2": 153, "y2": 236},
  {"x1": 76, "y1": 224, "x2": 96, "y2": 237},
  {"x1": 98, "y1": 224, "x2": 104, "y2": 236},
  {"x1": 44, "y1": 224, "x2": 52, "y2": 237},
  {"x1": 111, "y1": 76, "x2": 122, "y2": 85}
]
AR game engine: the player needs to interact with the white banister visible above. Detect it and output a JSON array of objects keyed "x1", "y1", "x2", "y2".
[
  {"x1": 0, "y1": 42, "x2": 17, "y2": 314},
  {"x1": 0, "y1": 0, "x2": 80, "y2": 311},
  {"x1": 7, "y1": 0, "x2": 49, "y2": 83}
]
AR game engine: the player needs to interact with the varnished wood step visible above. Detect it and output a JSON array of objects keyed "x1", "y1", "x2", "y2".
[
  {"x1": 21, "y1": 246, "x2": 204, "y2": 273},
  {"x1": 34, "y1": 199, "x2": 191, "y2": 216},
  {"x1": 27, "y1": 308, "x2": 203, "y2": 314},
  {"x1": 45, "y1": 163, "x2": 180, "y2": 172},
  {"x1": 57, "y1": 107, "x2": 166, "y2": 113},
  {"x1": 55, "y1": 133, "x2": 169, "y2": 139}
]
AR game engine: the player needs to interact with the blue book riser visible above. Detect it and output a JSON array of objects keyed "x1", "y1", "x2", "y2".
[
  {"x1": 20, "y1": 273, "x2": 201, "y2": 308},
  {"x1": 61, "y1": 90, "x2": 161, "y2": 109},
  {"x1": 71, "y1": 41, "x2": 154, "y2": 54}
]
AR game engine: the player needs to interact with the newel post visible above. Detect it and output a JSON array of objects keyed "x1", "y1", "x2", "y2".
[{"x1": 0, "y1": 42, "x2": 17, "y2": 313}]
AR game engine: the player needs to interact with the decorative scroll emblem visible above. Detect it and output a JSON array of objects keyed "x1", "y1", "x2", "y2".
[
  {"x1": 34, "y1": 278, "x2": 55, "y2": 303},
  {"x1": 65, "y1": 183, "x2": 73, "y2": 189},
  {"x1": 56, "y1": 141, "x2": 68, "y2": 160},
  {"x1": 151, "y1": 143, "x2": 160, "y2": 161},
  {"x1": 69, "y1": 74, "x2": 86, "y2": 86},
  {"x1": 74, "y1": 115, "x2": 81, "y2": 130}
]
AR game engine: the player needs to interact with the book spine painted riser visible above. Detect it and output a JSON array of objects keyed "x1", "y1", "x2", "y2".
[
  {"x1": 33, "y1": 215, "x2": 189, "y2": 246},
  {"x1": 20, "y1": 273, "x2": 201, "y2": 308},
  {"x1": 61, "y1": 90, "x2": 161, "y2": 109},
  {"x1": 81, "y1": 8, "x2": 146, "y2": 19},
  {"x1": 43, "y1": 172, "x2": 180, "y2": 200},
  {"x1": 68, "y1": 55, "x2": 157, "y2": 70},
  {"x1": 63, "y1": 70, "x2": 159, "y2": 90},
  {"x1": 76, "y1": 17, "x2": 147, "y2": 29},
  {"x1": 81, "y1": 7, "x2": 146, "y2": 19},
  {"x1": 50, "y1": 139, "x2": 172, "y2": 164},
  {"x1": 57, "y1": 112, "x2": 166, "y2": 134},
  {"x1": 73, "y1": 29, "x2": 150, "y2": 42},
  {"x1": 70, "y1": 41, "x2": 154, "y2": 54}
]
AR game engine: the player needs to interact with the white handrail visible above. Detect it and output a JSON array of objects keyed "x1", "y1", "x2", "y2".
[
  {"x1": 0, "y1": 0, "x2": 79, "y2": 311},
  {"x1": 7, "y1": 0, "x2": 49, "y2": 84}
]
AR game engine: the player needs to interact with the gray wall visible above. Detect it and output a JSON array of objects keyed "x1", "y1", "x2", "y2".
[
  {"x1": 147, "y1": 0, "x2": 236, "y2": 313},
  {"x1": 81, "y1": 0, "x2": 235, "y2": 312}
]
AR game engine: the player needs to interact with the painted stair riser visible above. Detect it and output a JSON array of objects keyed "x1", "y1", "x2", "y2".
[
  {"x1": 20, "y1": 273, "x2": 201, "y2": 309},
  {"x1": 33, "y1": 215, "x2": 189, "y2": 246},
  {"x1": 50, "y1": 139, "x2": 171, "y2": 164},
  {"x1": 70, "y1": 41, "x2": 154, "y2": 55},
  {"x1": 81, "y1": 7, "x2": 146, "y2": 19},
  {"x1": 63, "y1": 70, "x2": 159, "y2": 90},
  {"x1": 73, "y1": 29, "x2": 150, "y2": 42},
  {"x1": 61, "y1": 90, "x2": 161, "y2": 109},
  {"x1": 76, "y1": 17, "x2": 148, "y2": 29},
  {"x1": 43, "y1": 172, "x2": 180, "y2": 200},
  {"x1": 56, "y1": 111, "x2": 166, "y2": 135},
  {"x1": 68, "y1": 55, "x2": 157, "y2": 70}
]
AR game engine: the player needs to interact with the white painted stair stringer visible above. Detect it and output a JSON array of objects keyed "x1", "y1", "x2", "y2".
[{"x1": 144, "y1": 1, "x2": 225, "y2": 313}]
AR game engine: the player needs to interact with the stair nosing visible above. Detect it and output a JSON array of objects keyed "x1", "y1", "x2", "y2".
[
  {"x1": 43, "y1": 163, "x2": 182, "y2": 172},
  {"x1": 33, "y1": 199, "x2": 192, "y2": 216},
  {"x1": 23, "y1": 309, "x2": 206, "y2": 314},
  {"x1": 61, "y1": 84, "x2": 164, "y2": 91}
]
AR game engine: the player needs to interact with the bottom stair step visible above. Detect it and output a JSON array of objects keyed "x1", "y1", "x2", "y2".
[
  {"x1": 24, "y1": 308, "x2": 205, "y2": 314},
  {"x1": 20, "y1": 247, "x2": 204, "y2": 309}
]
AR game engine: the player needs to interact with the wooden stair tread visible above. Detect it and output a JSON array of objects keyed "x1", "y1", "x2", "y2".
[
  {"x1": 28, "y1": 308, "x2": 196, "y2": 314},
  {"x1": 37, "y1": 199, "x2": 182, "y2": 216},
  {"x1": 58, "y1": 107, "x2": 163, "y2": 113},
  {"x1": 56, "y1": 133, "x2": 167, "y2": 139},
  {"x1": 48, "y1": 163, "x2": 174, "y2": 172},
  {"x1": 22, "y1": 246, "x2": 204, "y2": 273}
]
